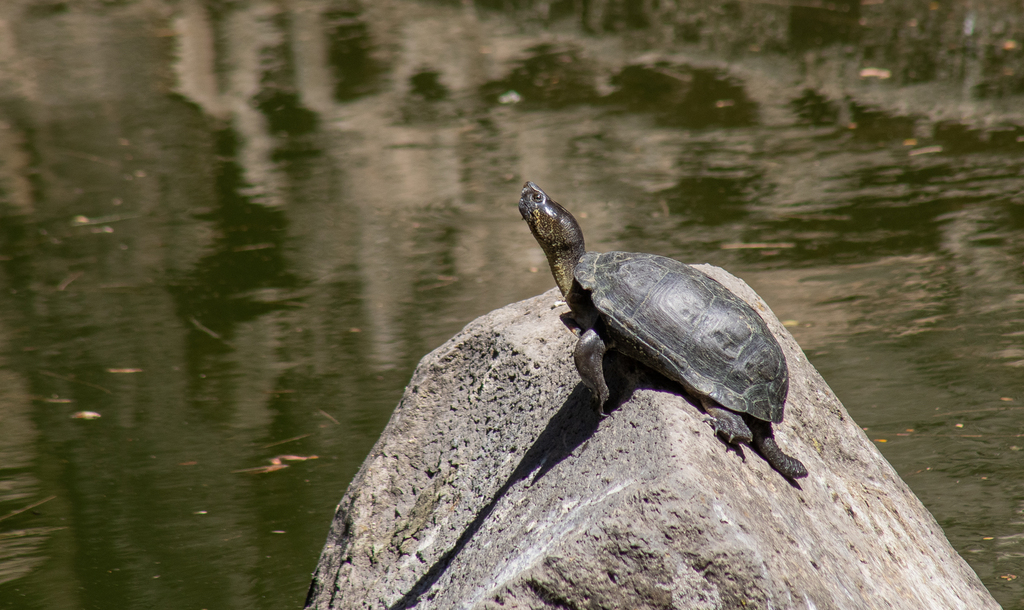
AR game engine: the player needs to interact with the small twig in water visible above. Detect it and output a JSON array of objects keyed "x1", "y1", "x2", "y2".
[
  {"x1": 189, "y1": 316, "x2": 222, "y2": 340},
  {"x1": 262, "y1": 433, "x2": 311, "y2": 449},
  {"x1": 57, "y1": 271, "x2": 83, "y2": 291},
  {"x1": 0, "y1": 495, "x2": 57, "y2": 523},
  {"x1": 933, "y1": 406, "x2": 1023, "y2": 417},
  {"x1": 39, "y1": 370, "x2": 112, "y2": 394}
]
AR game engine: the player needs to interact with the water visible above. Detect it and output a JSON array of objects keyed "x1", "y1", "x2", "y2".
[{"x1": 0, "y1": 2, "x2": 1022, "y2": 608}]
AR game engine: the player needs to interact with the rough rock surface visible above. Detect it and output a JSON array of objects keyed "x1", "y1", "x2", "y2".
[{"x1": 306, "y1": 266, "x2": 998, "y2": 610}]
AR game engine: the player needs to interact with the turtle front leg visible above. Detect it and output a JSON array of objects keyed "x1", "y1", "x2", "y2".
[{"x1": 574, "y1": 328, "x2": 609, "y2": 416}]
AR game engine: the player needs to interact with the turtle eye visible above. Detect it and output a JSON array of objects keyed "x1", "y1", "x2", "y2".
[{"x1": 531, "y1": 192, "x2": 543, "y2": 204}]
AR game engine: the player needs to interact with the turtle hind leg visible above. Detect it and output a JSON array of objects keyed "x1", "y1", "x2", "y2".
[
  {"x1": 702, "y1": 400, "x2": 753, "y2": 444},
  {"x1": 574, "y1": 328, "x2": 610, "y2": 416},
  {"x1": 750, "y1": 420, "x2": 808, "y2": 479}
]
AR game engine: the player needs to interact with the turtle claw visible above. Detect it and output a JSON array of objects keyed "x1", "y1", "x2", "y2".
[
  {"x1": 713, "y1": 427, "x2": 740, "y2": 445},
  {"x1": 701, "y1": 416, "x2": 735, "y2": 443},
  {"x1": 593, "y1": 391, "x2": 610, "y2": 418},
  {"x1": 717, "y1": 426, "x2": 753, "y2": 446}
]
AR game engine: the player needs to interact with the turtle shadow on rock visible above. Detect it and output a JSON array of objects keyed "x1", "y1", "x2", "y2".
[{"x1": 387, "y1": 383, "x2": 600, "y2": 610}]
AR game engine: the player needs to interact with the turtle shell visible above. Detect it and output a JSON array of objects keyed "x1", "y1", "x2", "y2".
[{"x1": 574, "y1": 251, "x2": 788, "y2": 423}]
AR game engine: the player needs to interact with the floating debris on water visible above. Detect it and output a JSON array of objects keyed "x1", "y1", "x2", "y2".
[{"x1": 497, "y1": 90, "x2": 521, "y2": 105}]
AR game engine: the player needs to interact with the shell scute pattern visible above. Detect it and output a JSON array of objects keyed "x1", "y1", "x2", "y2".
[{"x1": 576, "y1": 251, "x2": 787, "y2": 423}]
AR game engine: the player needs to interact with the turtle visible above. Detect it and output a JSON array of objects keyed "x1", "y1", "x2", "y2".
[{"x1": 518, "y1": 181, "x2": 807, "y2": 479}]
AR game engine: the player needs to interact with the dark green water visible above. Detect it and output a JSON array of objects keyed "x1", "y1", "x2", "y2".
[{"x1": 1, "y1": 2, "x2": 1023, "y2": 609}]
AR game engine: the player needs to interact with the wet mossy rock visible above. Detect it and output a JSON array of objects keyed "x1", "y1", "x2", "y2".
[{"x1": 306, "y1": 269, "x2": 997, "y2": 609}]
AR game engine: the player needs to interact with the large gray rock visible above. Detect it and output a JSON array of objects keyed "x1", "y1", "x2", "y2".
[{"x1": 306, "y1": 266, "x2": 997, "y2": 610}]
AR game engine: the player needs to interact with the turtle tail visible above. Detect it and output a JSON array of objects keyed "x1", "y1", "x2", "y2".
[{"x1": 751, "y1": 421, "x2": 808, "y2": 479}]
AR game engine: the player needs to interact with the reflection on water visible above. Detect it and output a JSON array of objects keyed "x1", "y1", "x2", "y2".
[
  {"x1": 324, "y1": 7, "x2": 382, "y2": 102},
  {"x1": 480, "y1": 43, "x2": 598, "y2": 108},
  {"x1": 606, "y1": 62, "x2": 758, "y2": 128},
  {"x1": 0, "y1": 1, "x2": 1022, "y2": 609}
]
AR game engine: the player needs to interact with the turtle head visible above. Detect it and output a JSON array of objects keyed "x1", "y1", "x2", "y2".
[{"x1": 519, "y1": 182, "x2": 585, "y2": 297}]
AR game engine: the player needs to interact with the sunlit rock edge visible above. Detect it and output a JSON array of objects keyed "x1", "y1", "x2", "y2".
[{"x1": 306, "y1": 266, "x2": 998, "y2": 610}]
